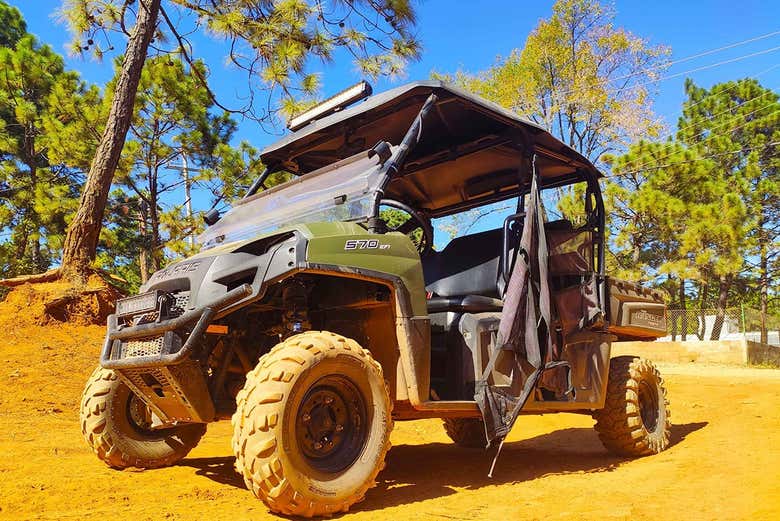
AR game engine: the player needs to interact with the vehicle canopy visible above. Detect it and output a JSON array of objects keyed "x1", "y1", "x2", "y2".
[
  {"x1": 199, "y1": 81, "x2": 606, "y2": 249},
  {"x1": 260, "y1": 80, "x2": 603, "y2": 218}
]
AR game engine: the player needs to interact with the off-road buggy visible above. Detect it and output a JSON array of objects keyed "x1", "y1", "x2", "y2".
[{"x1": 80, "y1": 81, "x2": 670, "y2": 517}]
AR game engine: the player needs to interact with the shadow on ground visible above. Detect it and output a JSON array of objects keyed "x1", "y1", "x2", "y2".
[
  {"x1": 181, "y1": 422, "x2": 707, "y2": 513},
  {"x1": 358, "y1": 422, "x2": 707, "y2": 511},
  {"x1": 181, "y1": 456, "x2": 247, "y2": 489}
]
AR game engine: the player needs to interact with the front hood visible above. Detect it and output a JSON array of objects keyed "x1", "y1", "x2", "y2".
[{"x1": 140, "y1": 230, "x2": 307, "y2": 312}]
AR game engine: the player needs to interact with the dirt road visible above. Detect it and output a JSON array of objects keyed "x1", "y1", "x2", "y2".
[{"x1": 1, "y1": 323, "x2": 779, "y2": 520}]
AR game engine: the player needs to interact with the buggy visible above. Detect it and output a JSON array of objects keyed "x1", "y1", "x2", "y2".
[{"x1": 81, "y1": 81, "x2": 670, "y2": 517}]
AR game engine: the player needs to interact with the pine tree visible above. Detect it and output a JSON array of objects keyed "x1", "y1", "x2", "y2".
[
  {"x1": 0, "y1": 33, "x2": 101, "y2": 278},
  {"x1": 677, "y1": 78, "x2": 779, "y2": 339},
  {"x1": 57, "y1": 0, "x2": 421, "y2": 282},
  {"x1": 0, "y1": 1, "x2": 26, "y2": 48},
  {"x1": 606, "y1": 78, "x2": 778, "y2": 341},
  {"x1": 115, "y1": 56, "x2": 261, "y2": 283}
]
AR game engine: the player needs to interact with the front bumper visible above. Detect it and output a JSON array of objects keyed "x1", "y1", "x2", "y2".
[
  {"x1": 100, "y1": 283, "x2": 252, "y2": 370},
  {"x1": 98, "y1": 284, "x2": 252, "y2": 425}
]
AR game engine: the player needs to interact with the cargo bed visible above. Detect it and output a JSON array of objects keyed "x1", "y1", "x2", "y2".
[{"x1": 604, "y1": 277, "x2": 666, "y2": 340}]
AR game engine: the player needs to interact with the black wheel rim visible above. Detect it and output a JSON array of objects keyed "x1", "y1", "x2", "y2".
[
  {"x1": 126, "y1": 393, "x2": 155, "y2": 433},
  {"x1": 295, "y1": 375, "x2": 368, "y2": 473},
  {"x1": 638, "y1": 380, "x2": 660, "y2": 432}
]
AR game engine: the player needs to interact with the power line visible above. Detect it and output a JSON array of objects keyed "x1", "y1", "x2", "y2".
[
  {"x1": 606, "y1": 77, "x2": 779, "y2": 174},
  {"x1": 609, "y1": 141, "x2": 779, "y2": 179},
  {"x1": 665, "y1": 89, "x2": 776, "y2": 141},
  {"x1": 648, "y1": 46, "x2": 780, "y2": 84},
  {"x1": 606, "y1": 70, "x2": 780, "y2": 175},
  {"x1": 667, "y1": 62, "x2": 780, "y2": 115},
  {"x1": 605, "y1": 30, "x2": 780, "y2": 86},
  {"x1": 545, "y1": 36, "x2": 780, "y2": 101},
  {"x1": 618, "y1": 106, "x2": 779, "y2": 174},
  {"x1": 659, "y1": 30, "x2": 780, "y2": 67},
  {"x1": 582, "y1": 45, "x2": 780, "y2": 104}
]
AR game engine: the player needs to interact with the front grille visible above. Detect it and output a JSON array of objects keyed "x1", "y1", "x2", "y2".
[
  {"x1": 109, "y1": 331, "x2": 183, "y2": 362},
  {"x1": 172, "y1": 291, "x2": 190, "y2": 314},
  {"x1": 121, "y1": 336, "x2": 165, "y2": 358}
]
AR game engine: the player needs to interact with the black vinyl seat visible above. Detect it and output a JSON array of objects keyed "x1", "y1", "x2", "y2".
[
  {"x1": 426, "y1": 294, "x2": 503, "y2": 313},
  {"x1": 422, "y1": 228, "x2": 505, "y2": 314}
]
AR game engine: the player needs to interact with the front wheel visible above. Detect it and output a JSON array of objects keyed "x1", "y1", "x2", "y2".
[
  {"x1": 593, "y1": 356, "x2": 671, "y2": 456},
  {"x1": 80, "y1": 367, "x2": 206, "y2": 469},
  {"x1": 231, "y1": 331, "x2": 393, "y2": 517}
]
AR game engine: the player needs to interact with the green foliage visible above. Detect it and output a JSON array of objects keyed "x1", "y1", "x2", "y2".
[
  {"x1": 0, "y1": 1, "x2": 26, "y2": 48},
  {"x1": 605, "y1": 78, "x2": 779, "y2": 314},
  {"x1": 379, "y1": 206, "x2": 424, "y2": 249},
  {"x1": 0, "y1": 32, "x2": 101, "y2": 277},
  {"x1": 96, "y1": 190, "x2": 145, "y2": 292},
  {"x1": 439, "y1": 0, "x2": 668, "y2": 162},
  {"x1": 59, "y1": 0, "x2": 421, "y2": 122},
  {"x1": 110, "y1": 55, "x2": 262, "y2": 282}
]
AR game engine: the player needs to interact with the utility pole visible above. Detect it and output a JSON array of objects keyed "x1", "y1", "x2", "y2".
[
  {"x1": 182, "y1": 154, "x2": 194, "y2": 249},
  {"x1": 167, "y1": 154, "x2": 202, "y2": 250}
]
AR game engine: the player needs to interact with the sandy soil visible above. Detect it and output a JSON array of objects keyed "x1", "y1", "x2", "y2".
[{"x1": 1, "y1": 323, "x2": 779, "y2": 520}]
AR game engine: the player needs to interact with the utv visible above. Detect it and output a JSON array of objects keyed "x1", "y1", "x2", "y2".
[{"x1": 80, "y1": 81, "x2": 670, "y2": 517}]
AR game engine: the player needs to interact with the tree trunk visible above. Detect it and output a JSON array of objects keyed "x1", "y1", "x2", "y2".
[
  {"x1": 759, "y1": 218, "x2": 769, "y2": 345},
  {"x1": 679, "y1": 277, "x2": 687, "y2": 341},
  {"x1": 25, "y1": 130, "x2": 43, "y2": 272},
  {"x1": 182, "y1": 153, "x2": 195, "y2": 249},
  {"x1": 149, "y1": 187, "x2": 161, "y2": 273},
  {"x1": 59, "y1": 0, "x2": 161, "y2": 283},
  {"x1": 697, "y1": 281, "x2": 708, "y2": 340},
  {"x1": 668, "y1": 275, "x2": 677, "y2": 341},
  {"x1": 138, "y1": 201, "x2": 149, "y2": 284},
  {"x1": 710, "y1": 274, "x2": 732, "y2": 340}
]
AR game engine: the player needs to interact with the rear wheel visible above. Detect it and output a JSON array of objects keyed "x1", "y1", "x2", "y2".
[
  {"x1": 593, "y1": 356, "x2": 671, "y2": 456},
  {"x1": 442, "y1": 417, "x2": 487, "y2": 448},
  {"x1": 80, "y1": 367, "x2": 206, "y2": 469},
  {"x1": 232, "y1": 331, "x2": 392, "y2": 517}
]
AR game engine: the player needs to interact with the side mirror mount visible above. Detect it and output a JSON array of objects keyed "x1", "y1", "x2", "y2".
[
  {"x1": 203, "y1": 209, "x2": 220, "y2": 226},
  {"x1": 368, "y1": 141, "x2": 392, "y2": 164}
]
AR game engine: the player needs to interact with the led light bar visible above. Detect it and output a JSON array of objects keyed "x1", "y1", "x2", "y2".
[
  {"x1": 287, "y1": 81, "x2": 373, "y2": 131},
  {"x1": 116, "y1": 290, "x2": 163, "y2": 318}
]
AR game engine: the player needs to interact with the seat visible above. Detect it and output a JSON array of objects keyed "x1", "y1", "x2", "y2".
[
  {"x1": 422, "y1": 228, "x2": 505, "y2": 313},
  {"x1": 421, "y1": 219, "x2": 594, "y2": 315},
  {"x1": 426, "y1": 294, "x2": 503, "y2": 313}
]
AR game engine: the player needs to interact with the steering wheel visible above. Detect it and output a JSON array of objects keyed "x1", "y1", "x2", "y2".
[{"x1": 378, "y1": 199, "x2": 434, "y2": 255}]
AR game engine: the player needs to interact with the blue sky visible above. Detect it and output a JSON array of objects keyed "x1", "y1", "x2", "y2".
[
  {"x1": 8, "y1": 1, "x2": 780, "y2": 248},
  {"x1": 13, "y1": 0, "x2": 780, "y2": 150}
]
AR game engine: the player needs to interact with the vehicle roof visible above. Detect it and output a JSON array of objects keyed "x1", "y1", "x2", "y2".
[{"x1": 261, "y1": 81, "x2": 602, "y2": 217}]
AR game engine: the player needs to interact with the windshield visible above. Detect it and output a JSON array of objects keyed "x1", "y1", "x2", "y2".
[{"x1": 198, "y1": 150, "x2": 387, "y2": 249}]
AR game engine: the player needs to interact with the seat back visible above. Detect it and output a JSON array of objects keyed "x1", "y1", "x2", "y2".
[
  {"x1": 422, "y1": 228, "x2": 503, "y2": 299},
  {"x1": 423, "y1": 219, "x2": 595, "y2": 300}
]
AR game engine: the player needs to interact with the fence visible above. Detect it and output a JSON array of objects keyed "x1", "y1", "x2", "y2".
[{"x1": 664, "y1": 306, "x2": 780, "y2": 347}]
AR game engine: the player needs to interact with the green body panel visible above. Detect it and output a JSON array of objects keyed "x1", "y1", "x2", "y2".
[
  {"x1": 188, "y1": 221, "x2": 428, "y2": 316},
  {"x1": 305, "y1": 223, "x2": 427, "y2": 317}
]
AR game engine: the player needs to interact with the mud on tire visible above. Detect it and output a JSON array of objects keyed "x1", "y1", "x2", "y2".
[
  {"x1": 80, "y1": 367, "x2": 206, "y2": 469},
  {"x1": 593, "y1": 356, "x2": 671, "y2": 457},
  {"x1": 231, "y1": 331, "x2": 393, "y2": 517},
  {"x1": 443, "y1": 417, "x2": 487, "y2": 448}
]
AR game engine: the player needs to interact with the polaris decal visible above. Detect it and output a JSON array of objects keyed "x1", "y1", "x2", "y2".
[
  {"x1": 344, "y1": 239, "x2": 390, "y2": 251},
  {"x1": 149, "y1": 260, "x2": 203, "y2": 281}
]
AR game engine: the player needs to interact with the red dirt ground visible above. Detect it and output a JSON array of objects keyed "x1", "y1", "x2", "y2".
[{"x1": 1, "y1": 320, "x2": 779, "y2": 520}]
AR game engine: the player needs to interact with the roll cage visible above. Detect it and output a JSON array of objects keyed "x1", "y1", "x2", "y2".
[{"x1": 238, "y1": 80, "x2": 607, "y2": 281}]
